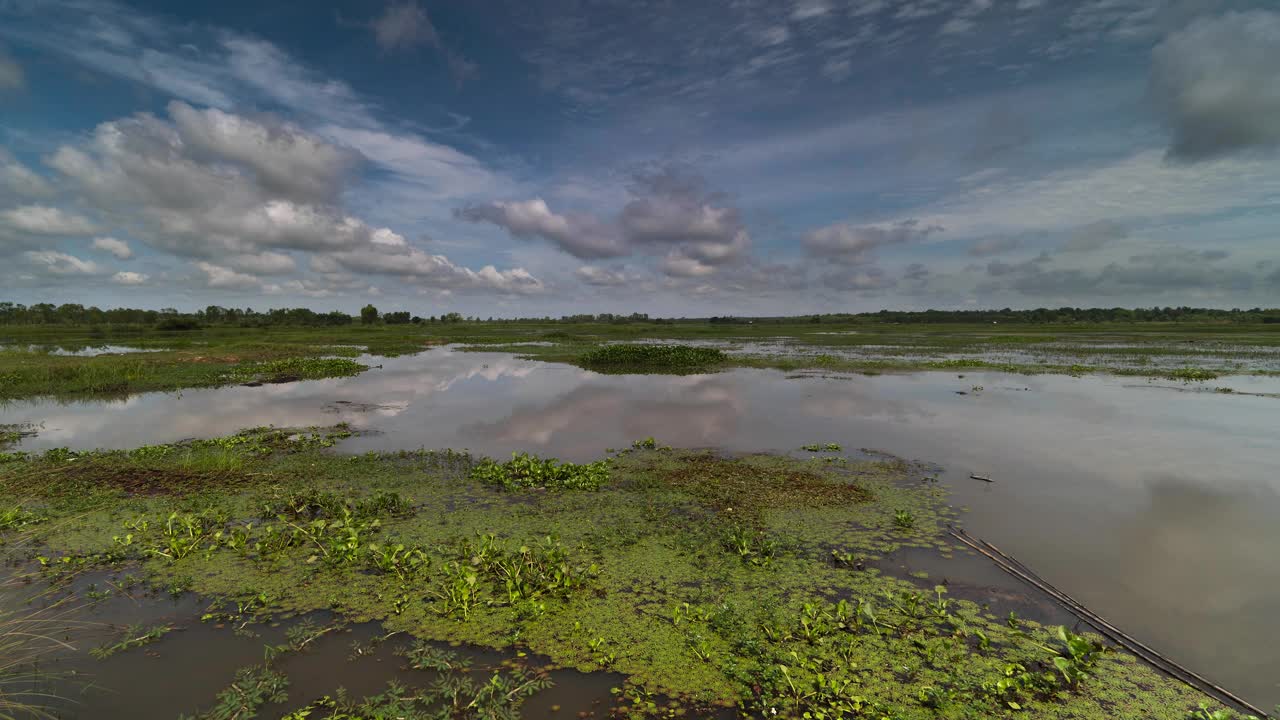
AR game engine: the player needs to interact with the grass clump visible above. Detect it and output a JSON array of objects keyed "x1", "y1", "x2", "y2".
[
  {"x1": 578, "y1": 343, "x2": 726, "y2": 370},
  {"x1": 470, "y1": 452, "x2": 610, "y2": 491},
  {"x1": 227, "y1": 357, "x2": 366, "y2": 383}
]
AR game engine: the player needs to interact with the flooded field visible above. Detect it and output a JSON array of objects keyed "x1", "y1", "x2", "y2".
[
  {"x1": 2, "y1": 346, "x2": 1278, "y2": 714},
  {"x1": 607, "y1": 336, "x2": 1280, "y2": 374}
]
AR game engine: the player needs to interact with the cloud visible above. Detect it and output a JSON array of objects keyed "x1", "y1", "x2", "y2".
[
  {"x1": 111, "y1": 270, "x2": 148, "y2": 285},
  {"x1": 968, "y1": 236, "x2": 1022, "y2": 257},
  {"x1": 0, "y1": 149, "x2": 52, "y2": 197},
  {"x1": 0, "y1": 46, "x2": 22, "y2": 90},
  {"x1": 169, "y1": 101, "x2": 362, "y2": 205},
  {"x1": 456, "y1": 199, "x2": 626, "y2": 259},
  {"x1": 461, "y1": 166, "x2": 751, "y2": 278},
  {"x1": 91, "y1": 236, "x2": 133, "y2": 259},
  {"x1": 804, "y1": 220, "x2": 941, "y2": 264},
  {"x1": 0, "y1": 205, "x2": 96, "y2": 235},
  {"x1": 575, "y1": 265, "x2": 630, "y2": 286},
  {"x1": 899, "y1": 150, "x2": 1280, "y2": 239},
  {"x1": 983, "y1": 246, "x2": 1258, "y2": 298},
  {"x1": 365, "y1": 1, "x2": 476, "y2": 84},
  {"x1": 196, "y1": 261, "x2": 261, "y2": 290},
  {"x1": 23, "y1": 250, "x2": 100, "y2": 275},
  {"x1": 45, "y1": 102, "x2": 536, "y2": 296},
  {"x1": 1151, "y1": 11, "x2": 1280, "y2": 160},
  {"x1": 903, "y1": 262, "x2": 930, "y2": 281},
  {"x1": 1060, "y1": 220, "x2": 1127, "y2": 253},
  {"x1": 370, "y1": 1, "x2": 439, "y2": 52}
]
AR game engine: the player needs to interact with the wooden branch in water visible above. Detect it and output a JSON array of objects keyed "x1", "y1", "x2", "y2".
[
  {"x1": 969, "y1": 473, "x2": 993, "y2": 482},
  {"x1": 947, "y1": 527, "x2": 1270, "y2": 719}
]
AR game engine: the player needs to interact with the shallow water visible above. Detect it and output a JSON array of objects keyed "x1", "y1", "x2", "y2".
[{"x1": 3, "y1": 347, "x2": 1280, "y2": 707}]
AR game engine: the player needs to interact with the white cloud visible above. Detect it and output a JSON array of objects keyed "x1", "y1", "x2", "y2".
[
  {"x1": 111, "y1": 270, "x2": 148, "y2": 285},
  {"x1": 195, "y1": 261, "x2": 261, "y2": 290},
  {"x1": 169, "y1": 101, "x2": 361, "y2": 204},
  {"x1": 91, "y1": 236, "x2": 133, "y2": 259},
  {"x1": 575, "y1": 265, "x2": 630, "y2": 286},
  {"x1": 23, "y1": 250, "x2": 100, "y2": 275},
  {"x1": 461, "y1": 167, "x2": 751, "y2": 278},
  {"x1": 457, "y1": 199, "x2": 626, "y2": 259},
  {"x1": 1150, "y1": 11, "x2": 1280, "y2": 160},
  {"x1": 0, "y1": 205, "x2": 96, "y2": 235},
  {"x1": 0, "y1": 149, "x2": 52, "y2": 197}
]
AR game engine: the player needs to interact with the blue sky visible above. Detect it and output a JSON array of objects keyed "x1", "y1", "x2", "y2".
[{"x1": 1, "y1": 0, "x2": 1278, "y2": 315}]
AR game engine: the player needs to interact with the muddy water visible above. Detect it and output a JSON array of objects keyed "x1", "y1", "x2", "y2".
[{"x1": 3, "y1": 347, "x2": 1280, "y2": 707}]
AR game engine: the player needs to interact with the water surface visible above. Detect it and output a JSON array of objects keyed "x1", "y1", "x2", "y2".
[{"x1": 3, "y1": 347, "x2": 1278, "y2": 707}]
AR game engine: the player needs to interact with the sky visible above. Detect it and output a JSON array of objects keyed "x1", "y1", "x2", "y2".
[{"x1": 1, "y1": 0, "x2": 1278, "y2": 316}]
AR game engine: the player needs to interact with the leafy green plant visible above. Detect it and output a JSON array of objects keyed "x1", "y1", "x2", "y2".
[
  {"x1": 180, "y1": 664, "x2": 289, "y2": 720},
  {"x1": 470, "y1": 452, "x2": 609, "y2": 491},
  {"x1": 722, "y1": 524, "x2": 777, "y2": 565},
  {"x1": 893, "y1": 509, "x2": 915, "y2": 529}
]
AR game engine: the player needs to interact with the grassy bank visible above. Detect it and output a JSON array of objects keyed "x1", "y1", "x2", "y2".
[{"x1": 0, "y1": 428, "x2": 1254, "y2": 719}]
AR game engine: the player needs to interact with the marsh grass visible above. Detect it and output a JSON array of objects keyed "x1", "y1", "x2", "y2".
[
  {"x1": 0, "y1": 585, "x2": 87, "y2": 720},
  {"x1": 577, "y1": 343, "x2": 726, "y2": 370}
]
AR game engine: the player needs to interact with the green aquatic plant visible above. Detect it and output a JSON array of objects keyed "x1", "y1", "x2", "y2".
[
  {"x1": 90, "y1": 624, "x2": 172, "y2": 659},
  {"x1": 470, "y1": 452, "x2": 609, "y2": 491},
  {"x1": 578, "y1": 343, "x2": 726, "y2": 369},
  {"x1": 180, "y1": 664, "x2": 289, "y2": 720},
  {"x1": 801, "y1": 442, "x2": 843, "y2": 452},
  {"x1": 894, "y1": 508, "x2": 916, "y2": 529}
]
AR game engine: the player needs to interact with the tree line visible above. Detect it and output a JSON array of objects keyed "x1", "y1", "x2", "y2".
[{"x1": 1, "y1": 301, "x2": 1276, "y2": 328}]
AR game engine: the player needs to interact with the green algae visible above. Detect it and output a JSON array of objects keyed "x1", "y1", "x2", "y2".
[{"x1": 0, "y1": 430, "x2": 1241, "y2": 719}]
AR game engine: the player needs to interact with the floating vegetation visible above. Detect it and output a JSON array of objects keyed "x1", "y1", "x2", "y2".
[
  {"x1": 228, "y1": 357, "x2": 367, "y2": 384},
  {"x1": 90, "y1": 624, "x2": 173, "y2": 659},
  {"x1": 578, "y1": 344, "x2": 726, "y2": 370},
  {"x1": 470, "y1": 452, "x2": 610, "y2": 491},
  {"x1": 1166, "y1": 367, "x2": 1220, "y2": 382},
  {"x1": 801, "y1": 442, "x2": 843, "y2": 452},
  {"x1": 0, "y1": 429, "x2": 1243, "y2": 719}
]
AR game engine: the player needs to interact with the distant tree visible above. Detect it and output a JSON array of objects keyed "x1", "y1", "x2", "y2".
[
  {"x1": 360, "y1": 304, "x2": 379, "y2": 324},
  {"x1": 384, "y1": 311, "x2": 411, "y2": 324}
]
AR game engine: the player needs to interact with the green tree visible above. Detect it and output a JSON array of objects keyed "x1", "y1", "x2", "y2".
[{"x1": 360, "y1": 304, "x2": 379, "y2": 324}]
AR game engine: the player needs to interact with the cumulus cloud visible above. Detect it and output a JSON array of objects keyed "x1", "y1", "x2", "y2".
[
  {"x1": 169, "y1": 101, "x2": 361, "y2": 205},
  {"x1": 45, "y1": 103, "x2": 537, "y2": 296},
  {"x1": 91, "y1": 236, "x2": 133, "y2": 259},
  {"x1": 1060, "y1": 220, "x2": 1127, "y2": 253},
  {"x1": 1151, "y1": 11, "x2": 1280, "y2": 160},
  {"x1": 0, "y1": 47, "x2": 22, "y2": 91},
  {"x1": 461, "y1": 166, "x2": 751, "y2": 278},
  {"x1": 456, "y1": 199, "x2": 626, "y2": 259},
  {"x1": 0, "y1": 205, "x2": 96, "y2": 235},
  {"x1": 23, "y1": 250, "x2": 100, "y2": 275},
  {"x1": 111, "y1": 271, "x2": 149, "y2": 285},
  {"x1": 968, "y1": 236, "x2": 1021, "y2": 256},
  {"x1": 804, "y1": 220, "x2": 941, "y2": 264},
  {"x1": 196, "y1": 261, "x2": 262, "y2": 290},
  {"x1": 0, "y1": 149, "x2": 52, "y2": 197}
]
